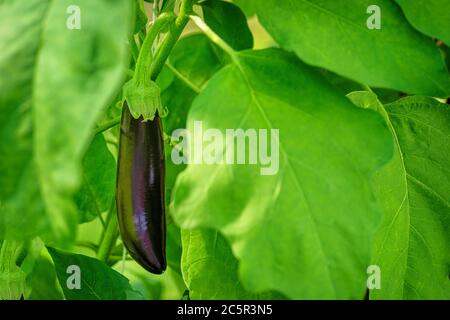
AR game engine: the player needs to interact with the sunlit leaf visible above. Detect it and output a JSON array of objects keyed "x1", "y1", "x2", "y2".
[
  {"x1": 173, "y1": 48, "x2": 393, "y2": 299},
  {"x1": 349, "y1": 93, "x2": 450, "y2": 300}
]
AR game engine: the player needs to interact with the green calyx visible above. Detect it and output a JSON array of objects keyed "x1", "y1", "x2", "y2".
[
  {"x1": 123, "y1": 12, "x2": 175, "y2": 121},
  {"x1": 123, "y1": 78, "x2": 167, "y2": 121}
]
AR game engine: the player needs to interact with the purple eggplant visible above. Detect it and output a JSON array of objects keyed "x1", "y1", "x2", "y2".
[{"x1": 116, "y1": 104, "x2": 166, "y2": 274}]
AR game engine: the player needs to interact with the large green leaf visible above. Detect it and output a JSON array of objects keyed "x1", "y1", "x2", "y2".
[
  {"x1": 75, "y1": 135, "x2": 116, "y2": 223},
  {"x1": 349, "y1": 93, "x2": 450, "y2": 300},
  {"x1": 172, "y1": 48, "x2": 393, "y2": 299},
  {"x1": 0, "y1": 0, "x2": 50, "y2": 241},
  {"x1": 182, "y1": 229, "x2": 283, "y2": 299},
  {"x1": 201, "y1": 0, "x2": 253, "y2": 51},
  {"x1": 253, "y1": 0, "x2": 450, "y2": 97},
  {"x1": 0, "y1": 0, "x2": 133, "y2": 243},
  {"x1": 48, "y1": 247, "x2": 136, "y2": 300},
  {"x1": 395, "y1": 0, "x2": 450, "y2": 46}
]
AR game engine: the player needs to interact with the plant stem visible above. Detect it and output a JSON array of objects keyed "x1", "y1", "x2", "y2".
[
  {"x1": 362, "y1": 84, "x2": 375, "y2": 94},
  {"x1": 165, "y1": 62, "x2": 201, "y2": 93},
  {"x1": 94, "y1": 116, "x2": 122, "y2": 135},
  {"x1": 97, "y1": 201, "x2": 119, "y2": 263},
  {"x1": 129, "y1": 36, "x2": 140, "y2": 63},
  {"x1": 150, "y1": 0, "x2": 196, "y2": 80},
  {"x1": 97, "y1": 211, "x2": 106, "y2": 229},
  {"x1": 121, "y1": 246, "x2": 127, "y2": 273},
  {"x1": 135, "y1": 12, "x2": 176, "y2": 84},
  {"x1": 75, "y1": 241, "x2": 99, "y2": 253},
  {"x1": 189, "y1": 15, "x2": 238, "y2": 63},
  {"x1": 152, "y1": 0, "x2": 160, "y2": 56}
]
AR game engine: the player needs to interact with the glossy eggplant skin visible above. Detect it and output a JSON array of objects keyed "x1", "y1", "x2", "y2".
[{"x1": 116, "y1": 104, "x2": 166, "y2": 274}]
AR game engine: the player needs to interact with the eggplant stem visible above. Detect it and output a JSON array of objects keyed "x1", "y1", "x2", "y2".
[{"x1": 149, "y1": 0, "x2": 196, "y2": 80}]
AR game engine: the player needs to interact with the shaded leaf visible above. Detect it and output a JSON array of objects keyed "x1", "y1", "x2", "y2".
[
  {"x1": 182, "y1": 229, "x2": 283, "y2": 299},
  {"x1": 320, "y1": 69, "x2": 403, "y2": 104},
  {"x1": 134, "y1": 0, "x2": 148, "y2": 34},
  {"x1": 25, "y1": 248, "x2": 64, "y2": 300},
  {"x1": 48, "y1": 247, "x2": 135, "y2": 300},
  {"x1": 161, "y1": 0, "x2": 176, "y2": 13},
  {"x1": 202, "y1": 0, "x2": 253, "y2": 50},
  {"x1": 232, "y1": 0, "x2": 257, "y2": 17},
  {"x1": 254, "y1": 0, "x2": 450, "y2": 97},
  {"x1": 395, "y1": 0, "x2": 450, "y2": 46},
  {"x1": 75, "y1": 135, "x2": 116, "y2": 223}
]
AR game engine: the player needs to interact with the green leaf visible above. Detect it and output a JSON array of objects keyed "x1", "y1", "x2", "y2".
[
  {"x1": 182, "y1": 229, "x2": 282, "y2": 299},
  {"x1": 34, "y1": 0, "x2": 133, "y2": 244},
  {"x1": 162, "y1": 34, "x2": 226, "y2": 205},
  {"x1": 115, "y1": 258, "x2": 186, "y2": 300},
  {"x1": 165, "y1": 33, "x2": 227, "y2": 98},
  {"x1": 74, "y1": 135, "x2": 116, "y2": 223},
  {"x1": 25, "y1": 247, "x2": 64, "y2": 300},
  {"x1": 0, "y1": 0, "x2": 49, "y2": 241},
  {"x1": 232, "y1": 0, "x2": 257, "y2": 17},
  {"x1": 254, "y1": 0, "x2": 450, "y2": 97},
  {"x1": 0, "y1": 241, "x2": 25, "y2": 300},
  {"x1": 159, "y1": 35, "x2": 227, "y2": 280},
  {"x1": 0, "y1": 0, "x2": 133, "y2": 243},
  {"x1": 48, "y1": 247, "x2": 135, "y2": 300},
  {"x1": 201, "y1": 0, "x2": 253, "y2": 51},
  {"x1": 172, "y1": 48, "x2": 393, "y2": 299},
  {"x1": 159, "y1": 34, "x2": 228, "y2": 280},
  {"x1": 134, "y1": 0, "x2": 148, "y2": 34},
  {"x1": 161, "y1": 0, "x2": 176, "y2": 13},
  {"x1": 349, "y1": 93, "x2": 450, "y2": 300},
  {"x1": 166, "y1": 224, "x2": 183, "y2": 274},
  {"x1": 126, "y1": 289, "x2": 145, "y2": 300},
  {"x1": 395, "y1": 0, "x2": 450, "y2": 46},
  {"x1": 442, "y1": 44, "x2": 450, "y2": 75},
  {"x1": 319, "y1": 69, "x2": 403, "y2": 104}
]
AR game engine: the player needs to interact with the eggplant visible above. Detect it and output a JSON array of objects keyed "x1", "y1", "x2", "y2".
[{"x1": 116, "y1": 104, "x2": 166, "y2": 274}]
